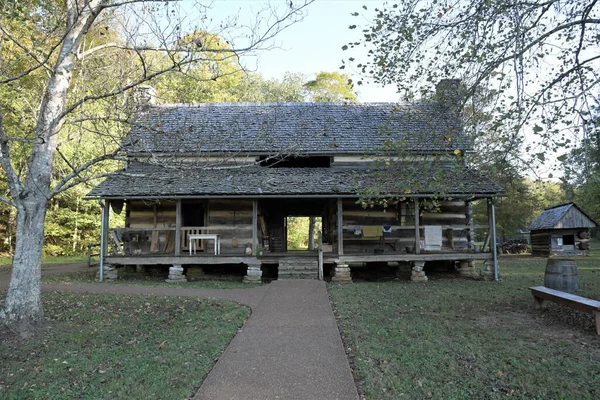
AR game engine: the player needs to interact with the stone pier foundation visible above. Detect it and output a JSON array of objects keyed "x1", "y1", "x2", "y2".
[
  {"x1": 331, "y1": 263, "x2": 352, "y2": 283},
  {"x1": 97, "y1": 264, "x2": 118, "y2": 281},
  {"x1": 411, "y1": 261, "x2": 428, "y2": 282},
  {"x1": 243, "y1": 263, "x2": 262, "y2": 284},
  {"x1": 166, "y1": 264, "x2": 187, "y2": 283},
  {"x1": 457, "y1": 260, "x2": 478, "y2": 279}
]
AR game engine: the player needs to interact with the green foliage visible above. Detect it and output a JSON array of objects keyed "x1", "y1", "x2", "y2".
[
  {"x1": 234, "y1": 72, "x2": 307, "y2": 102},
  {"x1": 562, "y1": 106, "x2": 600, "y2": 221},
  {"x1": 0, "y1": 292, "x2": 247, "y2": 399},
  {"x1": 286, "y1": 217, "x2": 322, "y2": 250},
  {"x1": 346, "y1": 0, "x2": 600, "y2": 165},
  {"x1": 474, "y1": 178, "x2": 569, "y2": 239},
  {"x1": 304, "y1": 71, "x2": 357, "y2": 102}
]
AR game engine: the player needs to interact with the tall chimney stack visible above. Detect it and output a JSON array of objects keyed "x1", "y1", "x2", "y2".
[
  {"x1": 132, "y1": 85, "x2": 157, "y2": 109},
  {"x1": 435, "y1": 79, "x2": 463, "y2": 111}
]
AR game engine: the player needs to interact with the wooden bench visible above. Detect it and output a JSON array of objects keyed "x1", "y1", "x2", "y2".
[{"x1": 529, "y1": 286, "x2": 600, "y2": 335}]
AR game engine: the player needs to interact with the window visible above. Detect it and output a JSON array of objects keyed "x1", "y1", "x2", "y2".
[{"x1": 182, "y1": 203, "x2": 204, "y2": 227}]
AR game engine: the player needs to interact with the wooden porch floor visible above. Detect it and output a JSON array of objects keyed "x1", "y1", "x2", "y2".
[{"x1": 105, "y1": 251, "x2": 492, "y2": 266}]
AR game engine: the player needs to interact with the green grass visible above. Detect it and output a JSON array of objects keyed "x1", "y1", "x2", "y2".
[
  {"x1": 40, "y1": 269, "x2": 252, "y2": 290},
  {"x1": 329, "y1": 255, "x2": 600, "y2": 399},
  {"x1": 0, "y1": 292, "x2": 248, "y2": 399},
  {"x1": 0, "y1": 256, "x2": 91, "y2": 265}
]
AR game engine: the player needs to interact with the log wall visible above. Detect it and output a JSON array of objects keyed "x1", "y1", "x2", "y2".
[
  {"x1": 206, "y1": 199, "x2": 253, "y2": 255},
  {"x1": 531, "y1": 230, "x2": 551, "y2": 257},
  {"x1": 127, "y1": 200, "x2": 176, "y2": 228},
  {"x1": 341, "y1": 199, "x2": 470, "y2": 254},
  {"x1": 420, "y1": 200, "x2": 470, "y2": 250},
  {"x1": 531, "y1": 228, "x2": 592, "y2": 256}
]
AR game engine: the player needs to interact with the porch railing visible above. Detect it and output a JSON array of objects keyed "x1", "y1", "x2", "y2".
[{"x1": 108, "y1": 226, "x2": 220, "y2": 256}]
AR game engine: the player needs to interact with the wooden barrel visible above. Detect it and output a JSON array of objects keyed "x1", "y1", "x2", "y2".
[{"x1": 544, "y1": 259, "x2": 578, "y2": 293}]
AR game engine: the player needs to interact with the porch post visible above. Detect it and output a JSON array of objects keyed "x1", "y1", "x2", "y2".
[
  {"x1": 490, "y1": 199, "x2": 499, "y2": 281},
  {"x1": 337, "y1": 198, "x2": 343, "y2": 255},
  {"x1": 99, "y1": 200, "x2": 111, "y2": 281},
  {"x1": 414, "y1": 198, "x2": 420, "y2": 254},
  {"x1": 175, "y1": 199, "x2": 182, "y2": 256},
  {"x1": 98, "y1": 201, "x2": 108, "y2": 281},
  {"x1": 102, "y1": 200, "x2": 110, "y2": 257},
  {"x1": 252, "y1": 199, "x2": 258, "y2": 255},
  {"x1": 482, "y1": 198, "x2": 499, "y2": 280}
]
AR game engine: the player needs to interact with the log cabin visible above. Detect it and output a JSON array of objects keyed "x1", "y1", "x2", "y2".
[
  {"x1": 529, "y1": 203, "x2": 598, "y2": 256},
  {"x1": 87, "y1": 80, "x2": 504, "y2": 282}
]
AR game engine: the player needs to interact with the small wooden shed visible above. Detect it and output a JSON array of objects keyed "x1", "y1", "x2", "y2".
[{"x1": 529, "y1": 203, "x2": 598, "y2": 256}]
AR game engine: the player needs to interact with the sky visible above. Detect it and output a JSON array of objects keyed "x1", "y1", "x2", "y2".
[{"x1": 204, "y1": 0, "x2": 399, "y2": 102}]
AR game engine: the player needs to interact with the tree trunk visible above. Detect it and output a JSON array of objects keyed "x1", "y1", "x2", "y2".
[
  {"x1": 72, "y1": 196, "x2": 80, "y2": 253},
  {"x1": 1, "y1": 1, "x2": 99, "y2": 330},
  {"x1": 1, "y1": 199, "x2": 48, "y2": 328},
  {"x1": 308, "y1": 217, "x2": 316, "y2": 250}
]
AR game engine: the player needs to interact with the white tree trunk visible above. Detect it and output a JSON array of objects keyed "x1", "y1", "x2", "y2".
[
  {"x1": 1, "y1": 0, "x2": 100, "y2": 328},
  {"x1": 308, "y1": 216, "x2": 316, "y2": 251},
  {"x1": 1, "y1": 200, "x2": 48, "y2": 326}
]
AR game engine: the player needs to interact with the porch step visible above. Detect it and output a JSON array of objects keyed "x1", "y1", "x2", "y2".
[{"x1": 278, "y1": 258, "x2": 319, "y2": 280}]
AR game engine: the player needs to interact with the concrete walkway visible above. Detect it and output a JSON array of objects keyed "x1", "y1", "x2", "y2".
[
  {"x1": 1, "y1": 266, "x2": 359, "y2": 399},
  {"x1": 194, "y1": 280, "x2": 359, "y2": 400}
]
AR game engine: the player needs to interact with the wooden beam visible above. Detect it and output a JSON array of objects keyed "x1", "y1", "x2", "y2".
[
  {"x1": 337, "y1": 198, "x2": 344, "y2": 255},
  {"x1": 102, "y1": 200, "x2": 110, "y2": 257},
  {"x1": 105, "y1": 252, "x2": 493, "y2": 266},
  {"x1": 338, "y1": 252, "x2": 493, "y2": 263},
  {"x1": 175, "y1": 199, "x2": 182, "y2": 256},
  {"x1": 414, "y1": 198, "x2": 420, "y2": 254},
  {"x1": 318, "y1": 231, "x2": 324, "y2": 281},
  {"x1": 490, "y1": 199, "x2": 499, "y2": 281},
  {"x1": 107, "y1": 255, "x2": 256, "y2": 265},
  {"x1": 252, "y1": 200, "x2": 258, "y2": 256}
]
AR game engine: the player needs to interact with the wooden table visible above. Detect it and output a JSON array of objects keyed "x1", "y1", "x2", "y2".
[{"x1": 189, "y1": 234, "x2": 220, "y2": 255}]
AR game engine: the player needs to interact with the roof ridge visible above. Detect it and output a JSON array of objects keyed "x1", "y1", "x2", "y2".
[
  {"x1": 145, "y1": 102, "x2": 412, "y2": 108},
  {"x1": 544, "y1": 202, "x2": 574, "y2": 211}
]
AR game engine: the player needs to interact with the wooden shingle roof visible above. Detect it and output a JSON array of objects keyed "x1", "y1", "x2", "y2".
[
  {"x1": 529, "y1": 203, "x2": 598, "y2": 230},
  {"x1": 123, "y1": 102, "x2": 467, "y2": 155},
  {"x1": 88, "y1": 162, "x2": 503, "y2": 199}
]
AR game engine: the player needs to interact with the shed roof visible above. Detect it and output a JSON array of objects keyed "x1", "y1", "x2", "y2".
[
  {"x1": 529, "y1": 203, "x2": 598, "y2": 230},
  {"x1": 87, "y1": 162, "x2": 503, "y2": 199},
  {"x1": 123, "y1": 102, "x2": 467, "y2": 155}
]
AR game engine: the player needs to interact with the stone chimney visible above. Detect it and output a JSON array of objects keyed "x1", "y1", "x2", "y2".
[
  {"x1": 131, "y1": 85, "x2": 157, "y2": 109},
  {"x1": 435, "y1": 79, "x2": 463, "y2": 111}
]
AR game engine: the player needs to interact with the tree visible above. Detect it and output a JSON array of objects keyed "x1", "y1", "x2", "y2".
[
  {"x1": 562, "y1": 104, "x2": 600, "y2": 220},
  {"x1": 234, "y1": 72, "x2": 308, "y2": 102},
  {"x1": 305, "y1": 71, "x2": 357, "y2": 102},
  {"x1": 0, "y1": 0, "x2": 313, "y2": 332},
  {"x1": 344, "y1": 1, "x2": 600, "y2": 165}
]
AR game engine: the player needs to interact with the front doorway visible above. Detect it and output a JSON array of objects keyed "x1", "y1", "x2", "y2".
[{"x1": 286, "y1": 216, "x2": 323, "y2": 251}]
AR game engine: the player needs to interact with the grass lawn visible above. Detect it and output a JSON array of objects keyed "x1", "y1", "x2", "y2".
[
  {"x1": 0, "y1": 292, "x2": 248, "y2": 399},
  {"x1": 40, "y1": 269, "x2": 252, "y2": 290},
  {"x1": 0, "y1": 256, "x2": 90, "y2": 266},
  {"x1": 329, "y1": 255, "x2": 600, "y2": 399}
]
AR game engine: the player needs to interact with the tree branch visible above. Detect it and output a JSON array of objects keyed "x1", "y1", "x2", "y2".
[
  {"x1": 50, "y1": 150, "x2": 124, "y2": 197},
  {"x1": 0, "y1": 110, "x2": 22, "y2": 202},
  {"x1": 0, "y1": 23, "x2": 55, "y2": 81}
]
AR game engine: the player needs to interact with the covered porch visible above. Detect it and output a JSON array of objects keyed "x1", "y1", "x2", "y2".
[{"x1": 97, "y1": 195, "x2": 500, "y2": 283}]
